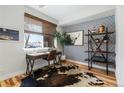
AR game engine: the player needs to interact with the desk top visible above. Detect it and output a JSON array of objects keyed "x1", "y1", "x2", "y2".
[
  {"x1": 27, "y1": 52, "x2": 50, "y2": 57},
  {"x1": 26, "y1": 51, "x2": 62, "y2": 60}
]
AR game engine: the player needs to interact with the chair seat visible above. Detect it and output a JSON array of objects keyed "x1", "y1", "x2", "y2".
[{"x1": 43, "y1": 50, "x2": 57, "y2": 66}]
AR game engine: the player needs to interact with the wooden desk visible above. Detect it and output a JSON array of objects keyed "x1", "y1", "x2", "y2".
[{"x1": 26, "y1": 51, "x2": 62, "y2": 76}]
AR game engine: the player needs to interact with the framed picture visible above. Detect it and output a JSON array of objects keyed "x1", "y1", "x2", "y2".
[
  {"x1": 0, "y1": 28, "x2": 19, "y2": 41},
  {"x1": 67, "y1": 30, "x2": 84, "y2": 46}
]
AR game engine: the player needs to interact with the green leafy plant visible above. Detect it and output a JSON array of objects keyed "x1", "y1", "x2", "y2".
[{"x1": 54, "y1": 31, "x2": 72, "y2": 54}]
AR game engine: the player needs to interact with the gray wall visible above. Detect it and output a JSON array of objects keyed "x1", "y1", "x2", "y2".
[{"x1": 62, "y1": 15, "x2": 115, "y2": 66}]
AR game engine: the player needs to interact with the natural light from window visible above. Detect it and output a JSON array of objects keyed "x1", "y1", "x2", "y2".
[{"x1": 25, "y1": 34, "x2": 43, "y2": 48}]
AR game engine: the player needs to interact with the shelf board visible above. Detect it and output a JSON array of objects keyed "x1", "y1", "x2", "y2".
[
  {"x1": 85, "y1": 31, "x2": 114, "y2": 36},
  {"x1": 94, "y1": 42, "x2": 112, "y2": 44},
  {"x1": 85, "y1": 57, "x2": 114, "y2": 64},
  {"x1": 85, "y1": 50, "x2": 115, "y2": 54},
  {"x1": 84, "y1": 42, "x2": 114, "y2": 44}
]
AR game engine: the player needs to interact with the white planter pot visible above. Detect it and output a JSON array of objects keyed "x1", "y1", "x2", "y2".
[{"x1": 61, "y1": 55, "x2": 66, "y2": 60}]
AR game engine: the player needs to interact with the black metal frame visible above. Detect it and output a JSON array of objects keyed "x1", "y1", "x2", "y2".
[{"x1": 86, "y1": 27, "x2": 114, "y2": 75}]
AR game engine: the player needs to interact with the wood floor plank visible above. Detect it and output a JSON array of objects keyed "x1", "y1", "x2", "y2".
[
  {"x1": 0, "y1": 81, "x2": 7, "y2": 87},
  {"x1": 9, "y1": 78, "x2": 15, "y2": 86},
  {"x1": 4, "y1": 80, "x2": 11, "y2": 87},
  {"x1": 15, "y1": 76, "x2": 21, "y2": 82}
]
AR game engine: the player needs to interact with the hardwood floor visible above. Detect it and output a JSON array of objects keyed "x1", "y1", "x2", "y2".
[{"x1": 0, "y1": 61, "x2": 117, "y2": 87}]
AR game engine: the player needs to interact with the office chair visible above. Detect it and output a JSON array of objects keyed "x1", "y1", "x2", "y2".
[{"x1": 43, "y1": 50, "x2": 57, "y2": 66}]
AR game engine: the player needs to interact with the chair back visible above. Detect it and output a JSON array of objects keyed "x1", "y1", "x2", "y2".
[{"x1": 47, "y1": 50, "x2": 57, "y2": 61}]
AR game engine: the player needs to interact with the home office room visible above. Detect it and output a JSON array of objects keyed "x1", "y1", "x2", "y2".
[{"x1": 0, "y1": 0, "x2": 124, "y2": 93}]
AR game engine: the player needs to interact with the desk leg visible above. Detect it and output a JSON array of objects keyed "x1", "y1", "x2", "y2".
[
  {"x1": 58, "y1": 55, "x2": 62, "y2": 65},
  {"x1": 48, "y1": 61, "x2": 50, "y2": 67},
  {"x1": 30, "y1": 59, "x2": 35, "y2": 78},
  {"x1": 26, "y1": 58, "x2": 30, "y2": 75}
]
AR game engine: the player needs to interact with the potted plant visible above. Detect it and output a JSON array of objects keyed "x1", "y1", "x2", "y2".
[{"x1": 54, "y1": 31, "x2": 72, "y2": 60}]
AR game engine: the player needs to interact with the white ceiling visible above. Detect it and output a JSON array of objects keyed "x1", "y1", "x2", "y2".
[
  {"x1": 29, "y1": 5, "x2": 115, "y2": 26},
  {"x1": 30, "y1": 5, "x2": 92, "y2": 21}
]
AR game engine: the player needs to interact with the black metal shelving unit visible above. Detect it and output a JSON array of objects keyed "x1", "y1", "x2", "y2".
[{"x1": 85, "y1": 27, "x2": 115, "y2": 75}]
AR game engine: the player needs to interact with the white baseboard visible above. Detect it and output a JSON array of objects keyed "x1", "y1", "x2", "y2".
[{"x1": 66, "y1": 59, "x2": 115, "y2": 72}]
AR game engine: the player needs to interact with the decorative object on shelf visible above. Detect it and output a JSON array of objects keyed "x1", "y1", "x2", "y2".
[
  {"x1": 67, "y1": 30, "x2": 84, "y2": 46},
  {"x1": 95, "y1": 38, "x2": 100, "y2": 43},
  {"x1": 85, "y1": 27, "x2": 115, "y2": 75},
  {"x1": 91, "y1": 26, "x2": 96, "y2": 33},
  {"x1": 98, "y1": 25, "x2": 105, "y2": 33},
  {"x1": 0, "y1": 28, "x2": 19, "y2": 41},
  {"x1": 103, "y1": 35, "x2": 109, "y2": 43}
]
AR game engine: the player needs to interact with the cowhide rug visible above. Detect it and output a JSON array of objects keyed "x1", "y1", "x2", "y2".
[{"x1": 21, "y1": 64, "x2": 104, "y2": 87}]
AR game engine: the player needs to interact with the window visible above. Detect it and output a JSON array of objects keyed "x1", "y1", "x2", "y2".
[
  {"x1": 25, "y1": 34, "x2": 43, "y2": 48},
  {"x1": 24, "y1": 15, "x2": 43, "y2": 48},
  {"x1": 24, "y1": 13, "x2": 57, "y2": 48}
]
